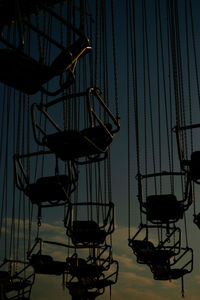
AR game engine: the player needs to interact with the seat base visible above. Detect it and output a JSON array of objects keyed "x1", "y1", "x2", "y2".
[
  {"x1": 190, "y1": 151, "x2": 200, "y2": 182},
  {"x1": 146, "y1": 194, "x2": 184, "y2": 223},
  {"x1": 25, "y1": 175, "x2": 70, "y2": 205},
  {"x1": 130, "y1": 240, "x2": 175, "y2": 264},
  {"x1": 153, "y1": 266, "x2": 189, "y2": 280},
  {"x1": 0, "y1": 49, "x2": 54, "y2": 94},
  {"x1": 69, "y1": 221, "x2": 107, "y2": 246},
  {"x1": 44, "y1": 125, "x2": 112, "y2": 162},
  {"x1": 30, "y1": 254, "x2": 66, "y2": 275}
]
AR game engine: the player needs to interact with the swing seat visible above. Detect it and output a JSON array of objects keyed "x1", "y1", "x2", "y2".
[
  {"x1": 30, "y1": 254, "x2": 66, "y2": 275},
  {"x1": 193, "y1": 212, "x2": 200, "y2": 229},
  {"x1": 0, "y1": 271, "x2": 10, "y2": 286},
  {"x1": 129, "y1": 240, "x2": 175, "y2": 264},
  {"x1": 43, "y1": 124, "x2": 113, "y2": 162},
  {"x1": 0, "y1": 37, "x2": 91, "y2": 94},
  {"x1": 77, "y1": 264, "x2": 104, "y2": 278},
  {"x1": 68, "y1": 277, "x2": 114, "y2": 291},
  {"x1": 94, "y1": 278, "x2": 115, "y2": 289},
  {"x1": 67, "y1": 282, "x2": 87, "y2": 297},
  {"x1": 5, "y1": 280, "x2": 32, "y2": 292},
  {"x1": 25, "y1": 175, "x2": 71, "y2": 205},
  {"x1": 0, "y1": 0, "x2": 63, "y2": 27},
  {"x1": 66, "y1": 257, "x2": 104, "y2": 278},
  {"x1": 152, "y1": 263, "x2": 189, "y2": 280},
  {"x1": 67, "y1": 282, "x2": 102, "y2": 299},
  {"x1": 190, "y1": 151, "x2": 200, "y2": 181},
  {"x1": 70, "y1": 221, "x2": 107, "y2": 245},
  {"x1": 0, "y1": 49, "x2": 54, "y2": 94},
  {"x1": 83, "y1": 291, "x2": 102, "y2": 298},
  {"x1": 145, "y1": 194, "x2": 184, "y2": 223}
]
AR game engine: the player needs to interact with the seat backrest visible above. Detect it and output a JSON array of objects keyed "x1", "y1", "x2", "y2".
[
  {"x1": 146, "y1": 194, "x2": 177, "y2": 204},
  {"x1": 73, "y1": 220, "x2": 99, "y2": 231},
  {"x1": 131, "y1": 240, "x2": 155, "y2": 253},
  {"x1": 36, "y1": 175, "x2": 69, "y2": 185},
  {"x1": 31, "y1": 254, "x2": 53, "y2": 264}
]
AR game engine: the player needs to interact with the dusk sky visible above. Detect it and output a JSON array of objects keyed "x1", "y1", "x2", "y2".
[{"x1": 1, "y1": 1, "x2": 200, "y2": 300}]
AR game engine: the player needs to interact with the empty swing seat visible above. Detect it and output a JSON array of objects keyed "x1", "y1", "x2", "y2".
[
  {"x1": 0, "y1": 49, "x2": 54, "y2": 94},
  {"x1": 145, "y1": 194, "x2": 184, "y2": 223},
  {"x1": 25, "y1": 175, "x2": 71, "y2": 205},
  {"x1": 0, "y1": 271, "x2": 10, "y2": 286},
  {"x1": 43, "y1": 124, "x2": 113, "y2": 162},
  {"x1": 0, "y1": 36, "x2": 91, "y2": 94},
  {"x1": 190, "y1": 151, "x2": 200, "y2": 182},
  {"x1": 30, "y1": 254, "x2": 66, "y2": 275},
  {"x1": 129, "y1": 240, "x2": 175, "y2": 264},
  {"x1": 0, "y1": 0, "x2": 63, "y2": 27},
  {"x1": 70, "y1": 221, "x2": 107, "y2": 245}
]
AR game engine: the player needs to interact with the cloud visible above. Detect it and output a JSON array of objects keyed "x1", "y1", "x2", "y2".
[
  {"x1": 195, "y1": 275, "x2": 200, "y2": 284},
  {"x1": 31, "y1": 275, "x2": 69, "y2": 300},
  {"x1": 111, "y1": 225, "x2": 137, "y2": 255},
  {"x1": 160, "y1": 280, "x2": 178, "y2": 289},
  {"x1": 111, "y1": 286, "x2": 171, "y2": 300},
  {"x1": 114, "y1": 253, "x2": 145, "y2": 271},
  {"x1": 119, "y1": 271, "x2": 154, "y2": 287},
  {"x1": 1, "y1": 221, "x2": 197, "y2": 300}
]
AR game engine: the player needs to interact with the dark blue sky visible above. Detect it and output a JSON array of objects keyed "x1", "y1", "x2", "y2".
[{"x1": 1, "y1": 1, "x2": 200, "y2": 300}]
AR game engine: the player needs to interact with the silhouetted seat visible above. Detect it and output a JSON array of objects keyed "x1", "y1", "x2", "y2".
[
  {"x1": 0, "y1": 49, "x2": 54, "y2": 94},
  {"x1": 67, "y1": 277, "x2": 114, "y2": 295},
  {"x1": 94, "y1": 278, "x2": 115, "y2": 289},
  {"x1": 145, "y1": 194, "x2": 184, "y2": 223},
  {"x1": 66, "y1": 257, "x2": 104, "y2": 278},
  {"x1": 190, "y1": 151, "x2": 200, "y2": 182},
  {"x1": 0, "y1": 0, "x2": 62, "y2": 28},
  {"x1": 30, "y1": 254, "x2": 66, "y2": 275},
  {"x1": 129, "y1": 240, "x2": 175, "y2": 264},
  {"x1": 81, "y1": 291, "x2": 102, "y2": 299},
  {"x1": 5, "y1": 279, "x2": 32, "y2": 292},
  {"x1": 0, "y1": 36, "x2": 91, "y2": 94},
  {"x1": 70, "y1": 221, "x2": 107, "y2": 246},
  {"x1": 193, "y1": 212, "x2": 200, "y2": 229},
  {"x1": 65, "y1": 201, "x2": 114, "y2": 247},
  {"x1": 67, "y1": 282, "x2": 101, "y2": 299},
  {"x1": 25, "y1": 175, "x2": 71, "y2": 205},
  {"x1": 42, "y1": 124, "x2": 113, "y2": 162},
  {"x1": 0, "y1": 271, "x2": 10, "y2": 286},
  {"x1": 151, "y1": 263, "x2": 190, "y2": 280},
  {"x1": 31, "y1": 87, "x2": 120, "y2": 164}
]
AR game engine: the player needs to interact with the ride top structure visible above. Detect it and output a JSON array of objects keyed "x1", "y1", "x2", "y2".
[{"x1": 0, "y1": 1, "x2": 120, "y2": 299}]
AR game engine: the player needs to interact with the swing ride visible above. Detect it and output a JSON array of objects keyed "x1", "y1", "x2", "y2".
[
  {"x1": 1, "y1": 0, "x2": 200, "y2": 299},
  {"x1": 0, "y1": 0, "x2": 120, "y2": 299},
  {"x1": 126, "y1": 0, "x2": 200, "y2": 298}
]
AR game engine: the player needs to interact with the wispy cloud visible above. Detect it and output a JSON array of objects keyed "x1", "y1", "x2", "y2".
[
  {"x1": 1, "y1": 221, "x2": 197, "y2": 300},
  {"x1": 111, "y1": 286, "x2": 172, "y2": 300},
  {"x1": 114, "y1": 253, "x2": 145, "y2": 271},
  {"x1": 119, "y1": 271, "x2": 154, "y2": 287}
]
